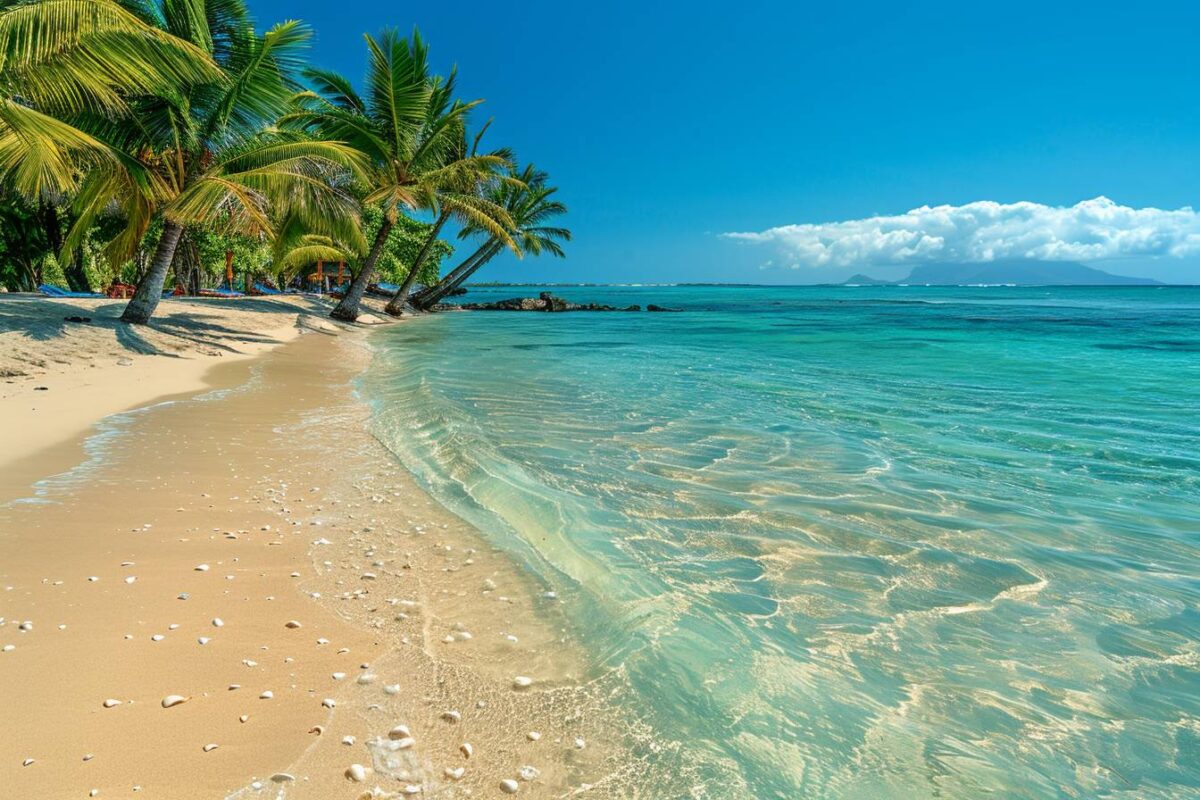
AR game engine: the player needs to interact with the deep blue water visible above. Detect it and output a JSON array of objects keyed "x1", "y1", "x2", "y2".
[{"x1": 361, "y1": 285, "x2": 1200, "y2": 798}]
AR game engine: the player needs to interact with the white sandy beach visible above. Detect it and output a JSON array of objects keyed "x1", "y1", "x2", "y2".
[{"x1": 0, "y1": 296, "x2": 626, "y2": 798}]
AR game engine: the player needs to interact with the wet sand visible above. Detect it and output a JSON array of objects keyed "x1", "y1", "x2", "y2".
[{"x1": 0, "y1": 324, "x2": 631, "y2": 798}]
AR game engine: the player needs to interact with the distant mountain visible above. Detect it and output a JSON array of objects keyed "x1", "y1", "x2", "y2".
[
  {"x1": 841, "y1": 273, "x2": 892, "y2": 285},
  {"x1": 841, "y1": 260, "x2": 1161, "y2": 286}
]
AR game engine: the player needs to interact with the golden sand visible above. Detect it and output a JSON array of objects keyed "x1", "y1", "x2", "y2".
[{"x1": 0, "y1": 301, "x2": 633, "y2": 798}]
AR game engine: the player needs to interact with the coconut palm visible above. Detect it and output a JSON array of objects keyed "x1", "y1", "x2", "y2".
[
  {"x1": 60, "y1": 0, "x2": 365, "y2": 324},
  {"x1": 286, "y1": 28, "x2": 516, "y2": 322},
  {"x1": 0, "y1": 0, "x2": 219, "y2": 200},
  {"x1": 412, "y1": 164, "x2": 569, "y2": 309},
  {"x1": 378, "y1": 118, "x2": 517, "y2": 316}
]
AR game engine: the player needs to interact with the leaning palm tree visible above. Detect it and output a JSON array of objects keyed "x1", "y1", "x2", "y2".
[
  {"x1": 378, "y1": 112, "x2": 517, "y2": 316},
  {"x1": 285, "y1": 28, "x2": 515, "y2": 322},
  {"x1": 61, "y1": 0, "x2": 364, "y2": 324},
  {"x1": 412, "y1": 164, "x2": 569, "y2": 309},
  {"x1": 0, "y1": 0, "x2": 218, "y2": 199}
]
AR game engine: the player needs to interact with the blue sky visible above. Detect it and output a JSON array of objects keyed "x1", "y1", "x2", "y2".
[{"x1": 253, "y1": 0, "x2": 1200, "y2": 284}]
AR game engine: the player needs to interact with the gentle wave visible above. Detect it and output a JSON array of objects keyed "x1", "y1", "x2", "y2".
[{"x1": 360, "y1": 285, "x2": 1200, "y2": 798}]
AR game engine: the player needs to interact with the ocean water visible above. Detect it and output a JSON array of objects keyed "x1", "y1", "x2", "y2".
[{"x1": 360, "y1": 285, "x2": 1200, "y2": 798}]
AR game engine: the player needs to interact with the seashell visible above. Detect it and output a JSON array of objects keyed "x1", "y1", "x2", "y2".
[
  {"x1": 316, "y1": 638, "x2": 330, "y2": 645},
  {"x1": 168, "y1": 624, "x2": 179, "y2": 630},
  {"x1": 211, "y1": 618, "x2": 224, "y2": 627},
  {"x1": 322, "y1": 698, "x2": 336, "y2": 709},
  {"x1": 384, "y1": 684, "x2": 400, "y2": 695},
  {"x1": 197, "y1": 637, "x2": 211, "y2": 645},
  {"x1": 22, "y1": 758, "x2": 34, "y2": 766},
  {"x1": 332, "y1": 672, "x2": 346, "y2": 681},
  {"x1": 574, "y1": 737, "x2": 586, "y2": 749},
  {"x1": 161, "y1": 695, "x2": 189, "y2": 708},
  {"x1": 345, "y1": 763, "x2": 367, "y2": 782},
  {"x1": 124, "y1": 576, "x2": 136, "y2": 584},
  {"x1": 202, "y1": 743, "x2": 218, "y2": 752},
  {"x1": 388, "y1": 725, "x2": 411, "y2": 740},
  {"x1": 526, "y1": 731, "x2": 541, "y2": 741},
  {"x1": 309, "y1": 725, "x2": 323, "y2": 735},
  {"x1": 284, "y1": 620, "x2": 302, "y2": 629},
  {"x1": 87, "y1": 576, "x2": 98, "y2": 582},
  {"x1": 239, "y1": 715, "x2": 249, "y2": 723},
  {"x1": 402, "y1": 786, "x2": 421, "y2": 795},
  {"x1": 518, "y1": 766, "x2": 540, "y2": 781},
  {"x1": 500, "y1": 778, "x2": 520, "y2": 794},
  {"x1": 392, "y1": 737, "x2": 415, "y2": 750},
  {"x1": 459, "y1": 742, "x2": 474, "y2": 759},
  {"x1": 444, "y1": 767, "x2": 465, "y2": 780},
  {"x1": 194, "y1": 564, "x2": 209, "y2": 572},
  {"x1": 151, "y1": 634, "x2": 165, "y2": 642},
  {"x1": 259, "y1": 691, "x2": 274, "y2": 699},
  {"x1": 512, "y1": 676, "x2": 533, "y2": 689},
  {"x1": 341, "y1": 735, "x2": 355, "y2": 745},
  {"x1": 441, "y1": 710, "x2": 461, "y2": 723},
  {"x1": 356, "y1": 673, "x2": 375, "y2": 685},
  {"x1": 228, "y1": 684, "x2": 240, "y2": 691},
  {"x1": 269, "y1": 773, "x2": 295, "y2": 783},
  {"x1": 103, "y1": 699, "x2": 122, "y2": 708}
]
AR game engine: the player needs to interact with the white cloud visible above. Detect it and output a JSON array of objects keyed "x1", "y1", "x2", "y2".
[{"x1": 723, "y1": 197, "x2": 1200, "y2": 268}]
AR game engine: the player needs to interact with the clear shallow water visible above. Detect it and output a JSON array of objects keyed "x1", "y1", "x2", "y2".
[{"x1": 361, "y1": 285, "x2": 1200, "y2": 798}]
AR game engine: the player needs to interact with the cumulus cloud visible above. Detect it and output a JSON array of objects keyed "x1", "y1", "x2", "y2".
[{"x1": 723, "y1": 197, "x2": 1200, "y2": 268}]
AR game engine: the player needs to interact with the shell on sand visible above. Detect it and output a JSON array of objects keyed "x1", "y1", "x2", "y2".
[{"x1": 160, "y1": 694, "x2": 189, "y2": 708}]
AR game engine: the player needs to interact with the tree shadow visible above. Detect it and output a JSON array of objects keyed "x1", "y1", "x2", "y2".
[{"x1": 0, "y1": 295, "x2": 340, "y2": 359}]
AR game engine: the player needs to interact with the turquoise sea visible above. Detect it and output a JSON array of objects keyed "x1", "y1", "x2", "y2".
[{"x1": 361, "y1": 285, "x2": 1200, "y2": 798}]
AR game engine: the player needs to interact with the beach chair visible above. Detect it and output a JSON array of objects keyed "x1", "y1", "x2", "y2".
[
  {"x1": 198, "y1": 287, "x2": 244, "y2": 298},
  {"x1": 39, "y1": 284, "x2": 104, "y2": 298},
  {"x1": 252, "y1": 282, "x2": 283, "y2": 296}
]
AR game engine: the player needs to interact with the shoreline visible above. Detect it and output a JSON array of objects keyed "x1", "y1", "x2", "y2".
[
  {"x1": 0, "y1": 295, "x2": 364, "y2": 493},
  {"x1": 1, "y1": 306, "x2": 635, "y2": 797}
]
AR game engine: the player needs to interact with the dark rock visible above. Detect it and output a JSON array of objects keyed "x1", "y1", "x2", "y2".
[
  {"x1": 647, "y1": 304, "x2": 682, "y2": 312},
  {"x1": 457, "y1": 294, "x2": 646, "y2": 312},
  {"x1": 63, "y1": 315, "x2": 91, "y2": 323}
]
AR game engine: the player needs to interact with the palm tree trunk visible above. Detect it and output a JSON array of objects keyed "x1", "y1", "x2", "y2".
[
  {"x1": 412, "y1": 240, "x2": 497, "y2": 309},
  {"x1": 384, "y1": 212, "x2": 449, "y2": 316},
  {"x1": 121, "y1": 220, "x2": 185, "y2": 324},
  {"x1": 330, "y1": 215, "x2": 394, "y2": 322}
]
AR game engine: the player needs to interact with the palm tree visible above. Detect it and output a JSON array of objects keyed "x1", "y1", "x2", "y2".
[
  {"x1": 0, "y1": 0, "x2": 218, "y2": 221},
  {"x1": 60, "y1": 0, "x2": 364, "y2": 324},
  {"x1": 378, "y1": 115, "x2": 517, "y2": 316},
  {"x1": 412, "y1": 164, "x2": 569, "y2": 309},
  {"x1": 286, "y1": 28, "x2": 515, "y2": 322}
]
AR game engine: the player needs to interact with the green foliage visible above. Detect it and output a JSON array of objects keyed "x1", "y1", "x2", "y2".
[
  {"x1": 191, "y1": 228, "x2": 271, "y2": 278},
  {"x1": 362, "y1": 204, "x2": 452, "y2": 286},
  {"x1": 0, "y1": 194, "x2": 47, "y2": 290},
  {"x1": 0, "y1": 2, "x2": 563, "y2": 311}
]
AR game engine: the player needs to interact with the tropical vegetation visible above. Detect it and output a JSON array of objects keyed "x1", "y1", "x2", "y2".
[{"x1": 0, "y1": 0, "x2": 568, "y2": 321}]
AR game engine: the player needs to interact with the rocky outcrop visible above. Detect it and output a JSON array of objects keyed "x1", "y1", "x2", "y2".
[{"x1": 456, "y1": 292, "x2": 645, "y2": 312}]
